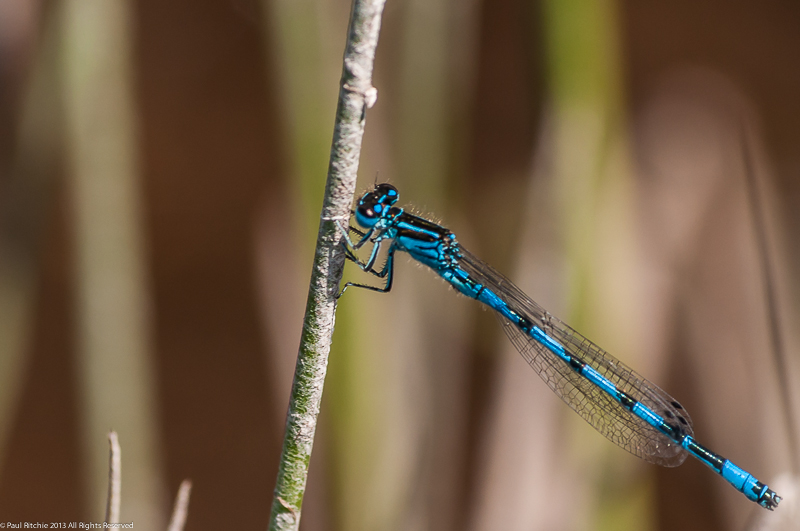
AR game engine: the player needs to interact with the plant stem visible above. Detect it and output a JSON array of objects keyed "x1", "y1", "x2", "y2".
[
  {"x1": 167, "y1": 480, "x2": 192, "y2": 531},
  {"x1": 105, "y1": 432, "x2": 121, "y2": 524},
  {"x1": 268, "y1": 1, "x2": 387, "y2": 529}
]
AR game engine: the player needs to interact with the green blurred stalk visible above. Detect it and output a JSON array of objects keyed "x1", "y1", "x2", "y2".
[
  {"x1": 390, "y1": 1, "x2": 471, "y2": 530},
  {"x1": 541, "y1": 0, "x2": 629, "y2": 319},
  {"x1": 263, "y1": 0, "x2": 347, "y2": 243},
  {"x1": 396, "y1": 0, "x2": 451, "y2": 204},
  {"x1": 60, "y1": 1, "x2": 165, "y2": 525},
  {"x1": 541, "y1": 0, "x2": 648, "y2": 529}
]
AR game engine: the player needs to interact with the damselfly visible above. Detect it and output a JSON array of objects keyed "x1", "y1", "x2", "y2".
[{"x1": 337, "y1": 182, "x2": 781, "y2": 510}]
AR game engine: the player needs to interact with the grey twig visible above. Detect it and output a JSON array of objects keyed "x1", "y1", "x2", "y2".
[
  {"x1": 268, "y1": 0, "x2": 387, "y2": 529},
  {"x1": 167, "y1": 480, "x2": 192, "y2": 531},
  {"x1": 105, "y1": 431, "x2": 121, "y2": 524}
]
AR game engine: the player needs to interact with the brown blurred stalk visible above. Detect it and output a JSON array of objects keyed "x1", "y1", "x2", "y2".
[{"x1": 0, "y1": 6, "x2": 62, "y2": 481}]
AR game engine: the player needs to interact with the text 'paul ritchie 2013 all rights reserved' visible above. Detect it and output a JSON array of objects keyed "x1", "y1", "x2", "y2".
[{"x1": 0, "y1": 523, "x2": 133, "y2": 529}]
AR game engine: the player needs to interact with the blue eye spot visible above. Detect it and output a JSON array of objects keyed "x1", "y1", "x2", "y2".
[{"x1": 375, "y1": 204, "x2": 383, "y2": 213}]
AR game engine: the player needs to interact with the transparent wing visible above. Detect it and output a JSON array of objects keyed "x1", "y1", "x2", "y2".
[{"x1": 457, "y1": 248, "x2": 692, "y2": 467}]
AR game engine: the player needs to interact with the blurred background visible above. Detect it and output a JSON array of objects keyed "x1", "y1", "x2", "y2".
[{"x1": 0, "y1": 0, "x2": 798, "y2": 530}]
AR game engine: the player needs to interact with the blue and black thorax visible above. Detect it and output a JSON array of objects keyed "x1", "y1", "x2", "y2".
[{"x1": 354, "y1": 183, "x2": 460, "y2": 270}]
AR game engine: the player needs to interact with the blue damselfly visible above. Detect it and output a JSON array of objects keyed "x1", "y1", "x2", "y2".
[{"x1": 337, "y1": 183, "x2": 781, "y2": 510}]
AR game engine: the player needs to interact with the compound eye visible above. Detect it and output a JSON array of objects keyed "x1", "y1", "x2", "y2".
[{"x1": 355, "y1": 193, "x2": 380, "y2": 228}]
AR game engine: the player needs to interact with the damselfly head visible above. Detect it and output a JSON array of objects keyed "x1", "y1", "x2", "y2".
[{"x1": 355, "y1": 183, "x2": 399, "y2": 228}]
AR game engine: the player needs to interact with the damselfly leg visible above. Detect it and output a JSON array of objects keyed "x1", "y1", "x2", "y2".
[{"x1": 336, "y1": 222, "x2": 397, "y2": 297}]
